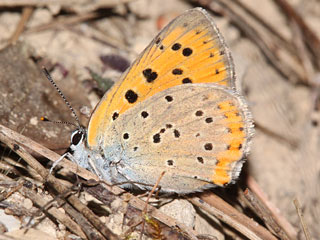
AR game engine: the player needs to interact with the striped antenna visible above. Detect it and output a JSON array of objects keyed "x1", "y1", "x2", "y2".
[
  {"x1": 40, "y1": 117, "x2": 78, "y2": 127},
  {"x1": 42, "y1": 67, "x2": 81, "y2": 127}
]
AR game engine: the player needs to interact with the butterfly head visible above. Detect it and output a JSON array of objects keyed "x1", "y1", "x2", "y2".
[
  {"x1": 69, "y1": 127, "x2": 96, "y2": 172},
  {"x1": 70, "y1": 127, "x2": 86, "y2": 149}
]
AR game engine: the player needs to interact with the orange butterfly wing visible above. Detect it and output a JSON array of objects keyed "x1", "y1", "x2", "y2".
[{"x1": 88, "y1": 8, "x2": 235, "y2": 147}]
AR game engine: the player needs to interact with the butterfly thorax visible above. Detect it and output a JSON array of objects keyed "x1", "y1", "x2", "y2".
[{"x1": 70, "y1": 127, "x2": 134, "y2": 186}]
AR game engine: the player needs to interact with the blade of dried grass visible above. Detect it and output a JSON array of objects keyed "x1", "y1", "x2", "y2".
[
  {"x1": 0, "y1": 124, "x2": 120, "y2": 240},
  {"x1": 239, "y1": 188, "x2": 291, "y2": 240},
  {"x1": 18, "y1": 186, "x2": 87, "y2": 239},
  {"x1": 293, "y1": 198, "x2": 311, "y2": 240},
  {"x1": 187, "y1": 193, "x2": 278, "y2": 240},
  {"x1": 247, "y1": 176, "x2": 297, "y2": 239},
  {"x1": 8, "y1": 6, "x2": 34, "y2": 44}
]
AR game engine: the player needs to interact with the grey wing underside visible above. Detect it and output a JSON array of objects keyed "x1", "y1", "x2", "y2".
[{"x1": 104, "y1": 83, "x2": 253, "y2": 193}]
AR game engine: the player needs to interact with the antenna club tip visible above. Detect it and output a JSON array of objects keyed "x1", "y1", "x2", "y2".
[{"x1": 40, "y1": 117, "x2": 49, "y2": 122}]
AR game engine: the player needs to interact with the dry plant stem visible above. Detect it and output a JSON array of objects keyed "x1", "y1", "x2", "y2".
[
  {"x1": 199, "y1": 0, "x2": 306, "y2": 84},
  {"x1": 58, "y1": 198, "x2": 102, "y2": 240},
  {"x1": 0, "y1": 127, "x2": 120, "y2": 240},
  {"x1": 143, "y1": 171, "x2": 166, "y2": 214},
  {"x1": 127, "y1": 194, "x2": 199, "y2": 240},
  {"x1": 0, "y1": 125, "x2": 198, "y2": 239},
  {"x1": 123, "y1": 218, "x2": 143, "y2": 239},
  {"x1": 1, "y1": 151, "x2": 106, "y2": 240},
  {"x1": 73, "y1": 25, "x2": 132, "y2": 53},
  {"x1": 0, "y1": 234, "x2": 18, "y2": 240},
  {"x1": 0, "y1": 179, "x2": 23, "y2": 202},
  {"x1": 25, "y1": 12, "x2": 131, "y2": 52},
  {"x1": 8, "y1": 6, "x2": 34, "y2": 44},
  {"x1": 0, "y1": 0, "x2": 131, "y2": 8},
  {"x1": 247, "y1": 176, "x2": 297, "y2": 239},
  {"x1": 0, "y1": 159, "x2": 22, "y2": 180},
  {"x1": 241, "y1": 188, "x2": 291, "y2": 240},
  {"x1": 254, "y1": 122, "x2": 298, "y2": 149},
  {"x1": 188, "y1": 193, "x2": 277, "y2": 240},
  {"x1": 25, "y1": 186, "x2": 102, "y2": 239},
  {"x1": 293, "y1": 198, "x2": 311, "y2": 240},
  {"x1": 18, "y1": 186, "x2": 87, "y2": 239},
  {"x1": 0, "y1": 0, "x2": 79, "y2": 6},
  {"x1": 3, "y1": 156, "x2": 46, "y2": 183},
  {"x1": 140, "y1": 171, "x2": 165, "y2": 240},
  {"x1": 232, "y1": 0, "x2": 295, "y2": 55},
  {"x1": 273, "y1": 0, "x2": 320, "y2": 68},
  {"x1": 0, "y1": 124, "x2": 101, "y2": 183},
  {"x1": 290, "y1": 21, "x2": 315, "y2": 84},
  {"x1": 25, "y1": 12, "x2": 101, "y2": 34},
  {"x1": 216, "y1": 0, "x2": 304, "y2": 83},
  {"x1": 0, "y1": 174, "x2": 21, "y2": 204}
]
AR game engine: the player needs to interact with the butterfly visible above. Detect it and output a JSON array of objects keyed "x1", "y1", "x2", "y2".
[{"x1": 69, "y1": 7, "x2": 254, "y2": 194}]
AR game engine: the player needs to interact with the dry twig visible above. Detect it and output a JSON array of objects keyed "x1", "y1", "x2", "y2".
[
  {"x1": 239, "y1": 188, "x2": 291, "y2": 240},
  {"x1": 293, "y1": 198, "x2": 311, "y2": 240},
  {"x1": 188, "y1": 193, "x2": 277, "y2": 240},
  {"x1": 8, "y1": 6, "x2": 34, "y2": 44},
  {"x1": 247, "y1": 176, "x2": 297, "y2": 239},
  {"x1": 0, "y1": 125, "x2": 120, "y2": 240}
]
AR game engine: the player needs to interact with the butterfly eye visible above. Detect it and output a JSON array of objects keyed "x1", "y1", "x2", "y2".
[{"x1": 71, "y1": 130, "x2": 84, "y2": 146}]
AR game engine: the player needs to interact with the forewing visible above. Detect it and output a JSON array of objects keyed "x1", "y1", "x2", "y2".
[{"x1": 87, "y1": 8, "x2": 235, "y2": 147}]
